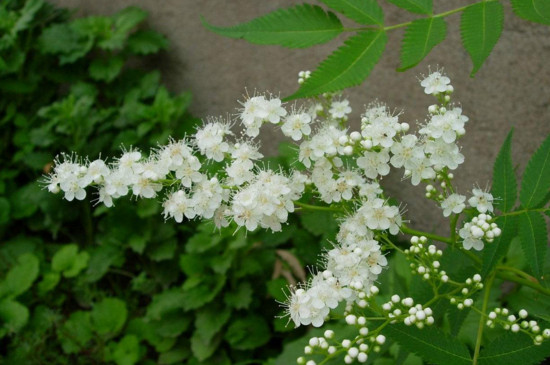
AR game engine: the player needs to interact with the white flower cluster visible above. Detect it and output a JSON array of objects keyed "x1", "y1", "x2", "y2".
[
  {"x1": 449, "y1": 274, "x2": 483, "y2": 309},
  {"x1": 405, "y1": 236, "x2": 445, "y2": 282},
  {"x1": 381, "y1": 295, "x2": 435, "y2": 329},
  {"x1": 459, "y1": 213, "x2": 501, "y2": 251},
  {"x1": 487, "y1": 308, "x2": 550, "y2": 345}
]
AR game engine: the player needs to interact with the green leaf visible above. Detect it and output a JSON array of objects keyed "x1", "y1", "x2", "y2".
[
  {"x1": 510, "y1": 0, "x2": 550, "y2": 25},
  {"x1": 478, "y1": 332, "x2": 550, "y2": 365},
  {"x1": 385, "y1": 324, "x2": 472, "y2": 365},
  {"x1": 224, "y1": 281, "x2": 253, "y2": 309},
  {"x1": 13, "y1": 0, "x2": 44, "y2": 33},
  {"x1": 386, "y1": 0, "x2": 432, "y2": 14},
  {"x1": 491, "y1": 129, "x2": 517, "y2": 212},
  {"x1": 481, "y1": 215, "x2": 517, "y2": 277},
  {"x1": 460, "y1": 1, "x2": 504, "y2": 76},
  {"x1": 37, "y1": 271, "x2": 61, "y2": 295},
  {"x1": 398, "y1": 17, "x2": 446, "y2": 71},
  {"x1": 127, "y1": 30, "x2": 169, "y2": 55},
  {"x1": 224, "y1": 315, "x2": 271, "y2": 350},
  {"x1": 91, "y1": 297, "x2": 128, "y2": 335},
  {"x1": 519, "y1": 134, "x2": 550, "y2": 208},
  {"x1": 111, "y1": 335, "x2": 141, "y2": 365},
  {"x1": 319, "y1": 0, "x2": 383, "y2": 25},
  {"x1": 0, "y1": 198, "x2": 10, "y2": 224},
  {"x1": 202, "y1": 4, "x2": 343, "y2": 48},
  {"x1": 113, "y1": 6, "x2": 148, "y2": 33},
  {"x1": 181, "y1": 275, "x2": 226, "y2": 311},
  {"x1": 3, "y1": 252, "x2": 39, "y2": 298},
  {"x1": 190, "y1": 330, "x2": 221, "y2": 361},
  {"x1": 146, "y1": 288, "x2": 186, "y2": 320},
  {"x1": 52, "y1": 244, "x2": 89, "y2": 278},
  {"x1": 195, "y1": 305, "x2": 231, "y2": 343},
  {"x1": 89, "y1": 56, "x2": 125, "y2": 82},
  {"x1": 57, "y1": 311, "x2": 93, "y2": 354},
  {"x1": 286, "y1": 30, "x2": 386, "y2": 100},
  {"x1": 0, "y1": 299, "x2": 29, "y2": 336},
  {"x1": 518, "y1": 211, "x2": 548, "y2": 280},
  {"x1": 154, "y1": 311, "x2": 192, "y2": 338}
]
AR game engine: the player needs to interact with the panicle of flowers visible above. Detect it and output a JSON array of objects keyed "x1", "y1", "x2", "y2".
[
  {"x1": 448, "y1": 274, "x2": 484, "y2": 310},
  {"x1": 405, "y1": 236, "x2": 445, "y2": 283},
  {"x1": 486, "y1": 308, "x2": 550, "y2": 345}
]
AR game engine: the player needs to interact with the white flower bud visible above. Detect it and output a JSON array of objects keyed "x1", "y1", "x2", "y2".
[
  {"x1": 391, "y1": 294, "x2": 401, "y2": 303},
  {"x1": 358, "y1": 316, "x2": 366, "y2": 325},
  {"x1": 309, "y1": 337, "x2": 319, "y2": 347},
  {"x1": 342, "y1": 339, "x2": 351, "y2": 348},
  {"x1": 511, "y1": 324, "x2": 520, "y2": 332},
  {"x1": 376, "y1": 335, "x2": 386, "y2": 345},
  {"x1": 346, "y1": 315, "x2": 357, "y2": 325},
  {"x1": 370, "y1": 285, "x2": 379, "y2": 295},
  {"x1": 357, "y1": 352, "x2": 368, "y2": 363},
  {"x1": 348, "y1": 347, "x2": 359, "y2": 358},
  {"x1": 324, "y1": 330, "x2": 334, "y2": 339},
  {"x1": 489, "y1": 312, "x2": 497, "y2": 319},
  {"x1": 304, "y1": 346, "x2": 312, "y2": 354},
  {"x1": 328, "y1": 346, "x2": 336, "y2": 354},
  {"x1": 400, "y1": 122, "x2": 410, "y2": 132},
  {"x1": 297, "y1": 357, "x2": 306, "y2": 364},
  {"x1": 344, "y1": 355, "x2": 352, "y2": 364},
  {"x1": 359, "y1": 327, "x2": 369, "y2": 336}
]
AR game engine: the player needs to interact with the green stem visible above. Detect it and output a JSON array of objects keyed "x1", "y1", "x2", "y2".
[
  {"x1": 449, "y1": 214, "x2": 459, "y2": 243},
  {"x1": 293, "y1": 201, "x2": 344, "y2": 212},
  {"x1": 400, "y1": 224, "x2": 452, "y2": 244},
  {"x1": 497, "y1": 207, "x2": 550, "y2": 217},
  {"x1": 496, "y1": 271, "x2": 550, "y2": 296},
  {"x1": 383, "y1": 4, "x2": 475, "y2": 31},
  {"x1": 497, "y1": 265, "x2": 538, "y2": 282},
  {"x1": 473, "y1": 273, "x2": 495, "y2": 365}
]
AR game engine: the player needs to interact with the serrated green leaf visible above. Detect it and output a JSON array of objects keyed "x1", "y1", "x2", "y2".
[
  {"x1": 461, "y1": 1, "x2": 503, "y2": 76},
  {"x1": 195, "y1": 305, "x2": 231, "y2": 343},
  {"x1": 89, "y1": 56, "x2": 124, "y2": 82},
  {"x1": 518, "y1": 211, "x2": 547, "y2": 280},
  {"x1": 127, "y1": 30, "x2": 169, "y2": 55},
  {"x1": 510, "y1": 0, "x2": 550, "y2": 25},
  {"x1": 113, "y1": 6, "x2": 148, "y2": 33},
  {"x1": 520, "y1": 134, "x2": 550, "y2": 208},
  {"x1": 224, "y1": 315, "x2": 271, "y2": 350},
  {"x1": 491, "y1": 129, "x2": 517, "y2": 212},
  {"x1": 319, "y1": 0, "x2": 383, "y2": 25},
  {"x1": 386, "y1": 0, "x2": 432, "y2": 14},
  {"x1": 385, "y1": 324, "x2": 471, "y2": 365},
  {"x1": 286, "y1": 30, "x2": 387, "y2": 100},
  {"x1": 398, "y1": 17, "x2": 446, "y2": 71},
  {"x1": 13, "y1": 0, "x2": 44, "y2": 34},
  {"x1": 481, "y1": 215, "x2": 517, "y2": 277},
  {"x1": 91, "y1": 297, "x2": 128, "y2": 335},
  {"x1": 146, "y1": 288, "x2": 186, "y2": 320},
  {"x1": 478, "y1": 332, "x2": 550, "y2": 365},
  {"x1": 202, "y1": 4, "x2": 343, "y2": 48}
]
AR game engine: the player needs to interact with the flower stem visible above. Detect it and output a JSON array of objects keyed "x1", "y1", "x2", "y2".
[
  {"x1": 400, "y1": 224, "x2": 452, "y2": 244},
  {"x1": 293, "y1": 201, "x2": 344, "y2": 212},
  {"x1": 496, "y1": 271, "x2": 550, "y2": 296},
  {"x1": 472, "y1": 273, "x2": 495, "y2": 365}
]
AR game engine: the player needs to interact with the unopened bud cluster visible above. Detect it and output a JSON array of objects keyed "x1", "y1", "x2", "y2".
[
  {"x1": 459, "y1": 213, "x2": 501, "y2": 251},
  {"x1": 449, "y1": 274, "x2": 483, "y2": 309},
  {"x1": 382, "y1": 295, "x2": 434, "y2": 328},
  {"x1": 298, "y1": 70, "x2": 312, "y2": 84},
  {"x1": 405, "y1": 236, "x2": 444, "y2": 283},
  {"x1": 486, "y1": 308, "x2": 550, "y2": 345}
]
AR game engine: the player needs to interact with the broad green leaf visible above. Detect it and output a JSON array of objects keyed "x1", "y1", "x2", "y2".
[
  {"x1": 519, "y1": 134, "x2": 550, "y2": 208},
  {"x1": 91, "y1": 297, "x2": 128, "y2": 335},
  {"x1": 0, "y1": 299, "x2": 29, "y2": 336},
  {"x1": 398, "y1": 17, "x2": 446, "y2": 71},
  {"x1": 113, "y1": 6, "x2": 148, "y2": 33},
  {"x1": 89, "y1": 56, "x2": 124, "y2": 82},
  {"x1": 202, "y1": 4, "x2": 342, "y2": 48},
  {"x1": 287, "y1": 30, "x2": 387, "y2": 100},
  {"x1": 127, "y1": 30, "x2": 169, "y2": 55},
  {"x1": 13, "y1": 0, "x2": 44, "y2": 34},
  {"x1": 154, "y1": 311, "x2": 192, "y2": 338},
  {"x1": 224, "y1": 281, "x2": 253, "y2": 309},
  {"x1": 224, "y1": 315, "x2": 271, "y2": 350},
  {"x1": 386, "y1": 0, "x2": 432, "y2": 14},
  {"x1": 385, "y1": 324, "x2": 472, "y2": 365},
  {"x1": 111, "y1": 335, "x2": 141, "y2": 365},
  {"x1": 158, "y1": 344, "x2": 191, "y2": 364},
  {"x1": 478, "y1": 332, "x2": 550, "y2": 365},
  {"x1": 518, "y1": 211, "x2": 547, "y2": 280},
  {"x1": 3, "y1": 252, "x2": 39, "y2": 298},
  {"x1": 52, "y1": 244, "x2": 90, "y2": 278},
  {"x1": 491, "y1": 129, "x2": 517, "y2": 212},
  {"x1": 181, "y1": 275, "x2": 226, "y2": 311},
  {"x1": 481, "y1": 215, "x2": 517, "y2": 277},
  {"x1": 57, "y1": 311, "x2": 93, "y2": 354},
  {"x1": 510, "y1": 0, "x2": 550, "y2": 25},
  {"x1": 146, "y1": 288, "x2": 186, "y2": 319},
  {"x1": 38, "y1": 23, "x2": 93, "y2": 64},
  {"x1": 195, "y1": 305, "x2": 231, "y2": 343},
  {"x1": 461, "y1": 1, "x2": 504, "y2": 76},
  {"x1": 191, "y1": 331, "x2": 221, "y2": 361},
  {"x1": 319, "y1": 0, "x2": 383, "y2": 25},
  {"x1": 37, "y1": 271, "x2": 61, "y2": 295}
]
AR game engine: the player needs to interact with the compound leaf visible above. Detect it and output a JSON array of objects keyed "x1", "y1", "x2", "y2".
[
  {"x1": 319, "y1": 0, "x2": 384, "y2": 25},
  {"x1": 510, "y1": 0, "x2": 550, "y2": 25},
  {"x1": 286, "y1": 30, "x2": 387, "y2": 100},
  {"x1": 386, "y1": 0, "x2": 432, "y2": 15},
  {"x1": 399, "y1": 17, "x2": 446, "y2": 71},
  {"x1": 491, "y1": 129, "x2": 517, "y2": 212},
  {"x1": 202, "y1": 4, "x2": 343, "y2": 48},
  {"x1": 478, "y1": 332, "x2": 550, "y2": 365},
  {"x1": 385, "y1": 324, "x2": 471, "y2": 365},
  {"x1": 518, "y1": 211, "x2": 547, "y2": 280},
  {"x1": 520, "y1": 133, "x2": 550, "y2": 208},
  {"x1": 481, "y1": 215, "x2": 517, "y2": 277},
  {"x1": 461, "y1": 1, "x2": 504, "y2": 76}
]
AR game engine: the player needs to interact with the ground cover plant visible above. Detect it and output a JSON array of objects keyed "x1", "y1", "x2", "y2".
[{"x1": 3, "y1": 0, "x2": 550, "y2": 364}]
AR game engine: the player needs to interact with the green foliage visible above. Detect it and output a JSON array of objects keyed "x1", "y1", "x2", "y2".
[
  {"x1": 286, "y1": 30, "x2": 387, "y2": 100},
  {"x1": 491, "y1": 129, "x2": 517, "y2": 212},
  {"x1": 519, "y1": 133, "x2": 550, "y2": 208},
  {"x1": 201, "y1": 4, "x2": 343, "y2": 48},
  {"x1": 510, "y1": 0, "x2": 550, "y2": 25},
  {"x1": 385, "y1": 324, "x2": 472, "y2": 365},
  {"x1": 398, "y1": 17, "x2": 446, "y2": 71},
  {"x1": 481, "y1": 215, "x2": 517, "y2": 277},
  {"x1": 204, "y1": 0, "x2": 550, "y2": 98},
  {"x1": 518, "y1": 211, "x2": 547, "y2": 280},
  {"x1": 386, "y1": 0, "x2": 432, "y2": 15},
  {"x1": 460, "y1": 1, "x2": 504, "y2": 77},
  {"x1": 477, "y1": 333, "x2": 550, "y2": 365},
  {"x1": 319, "y1": 0, "x2": 384, "y2": 25}
]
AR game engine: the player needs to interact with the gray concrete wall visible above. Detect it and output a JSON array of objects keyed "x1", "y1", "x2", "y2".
[{"x1": 51, "y1": 0, "x2": 550, "y2": 235}]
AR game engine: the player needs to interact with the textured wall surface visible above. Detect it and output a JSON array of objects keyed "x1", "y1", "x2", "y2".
[{"x1": 51, "y1": 0, "x2": 550, "y2": 234}]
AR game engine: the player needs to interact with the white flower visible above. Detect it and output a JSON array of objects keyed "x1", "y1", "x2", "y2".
[
  {"x1": 420, "y1": 71, "x2": 451, "y2": 95},
  {"x1": 459, "y1": 222, "x2": 484, "y2": 251},
  {"x1": 281, "y1": 112, "x2": 312, "y2": 141},
  {"x1": 441, "y1": 194, "x2": 466, "y2": 217},
  {"x1": 469, "y1": 188, "x2": 494, "y2": 213},
  {"x1": 356, "y1": 150, "x2": 390, "y2": 179},
  {"x1": 390, "y1": 134, "x2": 421, "y2": 168},
  {"x1": 329, "y1": 100, "x2": 351, "y2": 119}
]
